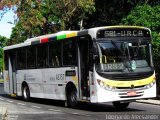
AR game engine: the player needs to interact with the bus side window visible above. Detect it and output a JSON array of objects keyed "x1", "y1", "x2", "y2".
[
  {"x1": 37, "y1": 44, "x2": 48, "y2": 68},
  {"x1": 49, "y1": 42, "x2": 61, "y2": 67},
  {"x1": 4, "y1": 51, "x2": 9, "y2": 70},
  {"x1": 63, "y1": 39, "x2": 77, "y2": 66},
  {"x1": 27, "y1": 46, "x2": 36, "y2": 68},
  {"x1": 17, "y1": 48, "x2": 26, "y2": 69}
]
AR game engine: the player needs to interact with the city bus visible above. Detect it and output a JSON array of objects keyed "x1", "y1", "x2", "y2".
[{"x1": 3, "y1": 26, "x2": 156, "y2": 109}]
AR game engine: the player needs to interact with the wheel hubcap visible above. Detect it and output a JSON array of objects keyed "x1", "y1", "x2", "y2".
[
  {"x1": 23, "y1": 87, "x2": 28, "y2": 99},
  {"x1": 71, "y1": 91, "x2": 77, "y2": 103}
]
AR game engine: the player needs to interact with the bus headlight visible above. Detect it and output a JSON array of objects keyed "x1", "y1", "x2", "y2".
[
  {"x1": 145, "y1": 80, "x2": 156, "y2": 89},
  {"x1": 97, "y1": 79, "x2": 116, "y2": 91}
]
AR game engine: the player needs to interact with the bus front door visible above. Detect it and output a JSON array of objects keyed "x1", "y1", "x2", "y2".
[
  {"x1": 78, "y1": 38, "x2": 90, "y2": 100},
  {"x1": 8, "y1": 52, "x2": 17, "y2": 95}
]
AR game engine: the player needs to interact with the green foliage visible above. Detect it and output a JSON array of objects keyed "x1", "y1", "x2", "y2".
[
  {"x1": 122, "y1": 4, "x2": 160, "y2": 72},
  {"x1": 0, "y1": 36, "x2": 8, "y2": 48},
  {"x1": 84, "y1": 0, "x2": 138, "y2": 28},
  {"x1": 122, "y1": 5, "x2": 160, "y2": 30},
  {"x1": 84, "y1": 0, "x2": 160, "y2": 28},
  {"x1": 152, "y1": 32, "x2": 160, "y2": 73},
  {"x1": 0, "y1": 0, "x2": 95, "y2": 43},
  {"x1": 0, "y1": 36, "x2": 9, "y2": 72}
]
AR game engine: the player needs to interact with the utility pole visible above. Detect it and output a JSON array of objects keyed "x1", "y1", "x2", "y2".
[{"x1": 80, "y1": 19, "x2": 83, "y2": 30}]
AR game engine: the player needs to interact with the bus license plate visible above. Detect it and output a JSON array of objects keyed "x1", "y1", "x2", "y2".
[{"x1": 127, "y1": 91, "x2": 137, "y2": 96}]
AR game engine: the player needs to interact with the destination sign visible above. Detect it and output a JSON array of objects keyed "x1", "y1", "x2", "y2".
[{"x1": 97, "y1": 28, "x2": 151, "y2": 38}]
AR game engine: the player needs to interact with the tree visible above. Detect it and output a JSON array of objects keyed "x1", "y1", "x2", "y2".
[
  {"x1": 84, "y1": 0, "x2": 136, "y2": 28},
  {"x1": 83, "y1": 0, "x2": 160, "y2": 28},
  {"x1": 0, "y1": 36, "x2": 9, "y2": 73},
  {"x1": 122, "y1": 4, "x2": 160, "y2": 72},
  {"x1": 0, "y1": 0, "x2": 95, "y2": 44}
]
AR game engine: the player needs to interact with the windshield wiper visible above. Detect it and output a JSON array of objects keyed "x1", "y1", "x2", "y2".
[
  {"x1": 111, "y1": 40, "x2": 124, "y2": 55},
  {"x1": 134, "y1": 39, "x2": 141, "y2": 57}
]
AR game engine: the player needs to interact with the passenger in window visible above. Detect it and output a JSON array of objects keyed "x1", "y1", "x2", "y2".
[{"x1": 55, "y1": 56, "x2": 60, "y2": 66}]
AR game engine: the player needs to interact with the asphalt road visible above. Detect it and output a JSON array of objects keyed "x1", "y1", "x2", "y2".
[{"x1": 0, "y1": 83, "x2": 160, "y2": 120}]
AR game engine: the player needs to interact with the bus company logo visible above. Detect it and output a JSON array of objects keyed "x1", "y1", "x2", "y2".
[{"x1": 131, "y1": 84, "x2": 134, "y2": 89}]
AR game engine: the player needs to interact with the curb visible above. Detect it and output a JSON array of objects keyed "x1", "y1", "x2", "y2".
[{"x1": 136, "y1": 99, "x2": 160, "y2": 106}]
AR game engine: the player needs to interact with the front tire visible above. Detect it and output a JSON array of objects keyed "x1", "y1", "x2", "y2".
[
  {"x1": 112, "y1": 101, "x2": 130, "y2": 110},
  {"x1": 67, "y1": 88, "x2": 78, "y2": 108},
  {"x1": 22, "y1": 85, "x2": 30, "y2": 101}
]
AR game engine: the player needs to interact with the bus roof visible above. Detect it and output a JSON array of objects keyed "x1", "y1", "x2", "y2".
[
  {"x1": 3, "y1": 25, "x2": 150, "y2": 50},
  {"x1": 3, "y1": 30, "x2": 88, "y2": 50}
]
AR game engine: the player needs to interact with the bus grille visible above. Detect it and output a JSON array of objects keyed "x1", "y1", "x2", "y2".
[
  {"x1": 119, "y1": 95, "x2": 142, "y2": 98},
  {"x1": 118, "y1": 91, "x2": 144, "y2": 98}
]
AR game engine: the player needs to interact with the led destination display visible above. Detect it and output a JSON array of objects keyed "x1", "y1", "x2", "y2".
[{"x1": 97, "y1": 28, "x2": 151, "y2": 38}]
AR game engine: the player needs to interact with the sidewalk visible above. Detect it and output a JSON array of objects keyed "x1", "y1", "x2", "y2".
[
  {"x1": 136, "y1": 96, "x2": 160, "y2": 105},
  {"x1": 0, "y1": 107, "x2": 8, "y2": 120}
]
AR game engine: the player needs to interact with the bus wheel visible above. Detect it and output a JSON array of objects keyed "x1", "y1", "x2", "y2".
[
  {"x1": 67, "y1": 88, "x2": 78, "y2": 108},
  {"x1": 112, "y1": 101, "x2": 130, "y2": 110},
  {"x1": 22, "y1": 85, "x2": 30, "y2": 101}
]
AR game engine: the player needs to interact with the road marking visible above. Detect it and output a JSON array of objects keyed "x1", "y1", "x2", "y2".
[
  {"x1": 49, "y1": 109, "x2": 55, "y2": 111},
  {"x1": 53, "y1": 110, "x2": 62, "y2": 112},
  {"x1": 72, "y1": 113, "x2": 79, "y2": 115},
  {"x1": 31, "y1": 106, "x2": 41, "y2": 109},
  {"x1": 17, "y1": 103, "x2": 26, "y2": 106},
  {"x1": 7, "y1": 100, "x2": 13, "y2": 103},
  {"x1": 0, "y1": 98, "x2": 4, "y2": 100},
  {"x1": 48, "y1": 109, "x2": 62, "y2": 112},
  {"x1": 72, "y1": 112, "x2": 90, "y2": 117}
]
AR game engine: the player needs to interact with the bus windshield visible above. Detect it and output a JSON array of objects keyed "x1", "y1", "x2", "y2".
[{"x1": 96, "y1": 40, "x2": 153, "y2": 73}]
